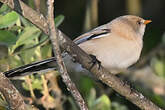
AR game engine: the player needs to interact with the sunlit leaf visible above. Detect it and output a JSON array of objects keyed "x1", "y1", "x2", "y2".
[
  {"x1": 22, "y1": 75, "x2": 43, "y2": 90},
  {"x1": 15, "y1": 26, "x2": 41, "y2": 48},
  {"x1": 8, "y1": 25, "x2": 23, "y2": 32},
  {"x1": 0, "y1": 11, "x2": 19, "y2": 29},
  {"x1": 92, "y1": 94, "x2": 111, "y2": 110}
]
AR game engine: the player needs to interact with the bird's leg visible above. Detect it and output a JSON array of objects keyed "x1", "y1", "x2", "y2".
[
  {"x1": 88, "y1": 54, "x2": 101, "y2": 70},
  {"x1": 122, "y1": 80, "x2": 135, "y2": 94}
]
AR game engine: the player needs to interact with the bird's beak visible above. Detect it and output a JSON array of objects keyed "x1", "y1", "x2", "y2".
[{"x1": 144, "y1": 20, "x2": 152, "y2": 25}]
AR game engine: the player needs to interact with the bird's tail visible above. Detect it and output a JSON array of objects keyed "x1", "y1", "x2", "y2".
[{"x1": 4, "y1": 57, "x2": 57, "y2": 78}]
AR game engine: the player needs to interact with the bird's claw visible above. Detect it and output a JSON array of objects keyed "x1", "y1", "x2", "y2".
[{"x1": 88, "y1": 54, "x2": 101, "y2": 70}]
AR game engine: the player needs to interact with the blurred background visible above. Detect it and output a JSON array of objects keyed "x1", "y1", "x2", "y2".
[{"x1": 0, "y1": 0, "x2": 165, "y2": 110}]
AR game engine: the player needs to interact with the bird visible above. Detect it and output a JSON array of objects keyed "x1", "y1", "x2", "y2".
[{"x1": 4, "y1": 15, "x2": 151, "y2": 78}]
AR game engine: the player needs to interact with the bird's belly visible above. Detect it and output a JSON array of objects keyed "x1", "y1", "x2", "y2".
[
  {"x1": 78, "y1": 37, "x2": 142, "y2": 74},
  {"x1": 96, "y1": 50, "x2": 140, "y2": 73},
  {"x1": 95, "y1": 44, "x2": 141, "y2": 73}
]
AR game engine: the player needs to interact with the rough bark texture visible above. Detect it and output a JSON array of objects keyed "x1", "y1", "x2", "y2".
[
  {"x1": 0, "y1": 72, "x2": 26, "y2": 110},
  {"x1": 47, "y1": 0, "x2": 88, "y2": 109}
]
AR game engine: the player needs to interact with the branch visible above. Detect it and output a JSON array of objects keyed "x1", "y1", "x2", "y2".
[
  {"x1": 0, "y1": 0, "x2": 162, "y2": 110},
  {"x1": 46, "y1": 0, "x2": 88, "y2": 110},
  {"x1": 0, "y1": 72, "x2": 26, "y2": 110}
]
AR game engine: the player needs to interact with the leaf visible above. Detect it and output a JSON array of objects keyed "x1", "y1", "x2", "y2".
[
  {"x1": 0, "y1": 58, "x2": 8, "y2": 72},
  {"x1": 22, "y1": 75, "x2": 43, "y2": 90},
  {"x1": 79, "y1": 76, "x2": 94, "y2": 97},
  {"x1": 20, "y1": 47, "x2": 37, "y2": 64},
  {"x1": 0, "y1": 4, "x2": 11, "y2": 14},
  {"x1": 0, "y1": 96, "x2": 8, "y2": 110},
  {"x1": 0, "y1": 44, "x2": 8, "y2": 59},
  {"x1": 0, "y1": 11, "x2": 19, "y2": 29},
  {"x1": 41, "y1": 44, "x2": 52, "y2": 58},
  {"x1": 15, "y1": 26, "x2": 41, "y2": 48},
  {"x1": 8, "y1": 55, "x2": 23, "y2": 69},
  {"x1": 0, "y1": 30, "x2": 17, "y2": 46},
  {"x1": 87, "y1": 88, "x2": 96, "y2": 108},
  {"x1": 151, "y1": 57, "x2": 165, "y2": 77},
  {"x1": 92, "y1": 94, "x2": 111, "y2": 110},
  {"x1": 8, "y1": 25, "x2": 23, "y2": 32},
  {"x1": 54, "y1": 15, "x2": 65, "y2": 27}
]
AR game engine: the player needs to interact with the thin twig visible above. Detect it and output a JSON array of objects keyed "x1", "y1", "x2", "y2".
[
  {"x1": 25, "y1": 76, "x2": 36, "y2": 100},
  {"x1": 41, "y1": 75, "x2": 49, "y2": 97},
  {"x1": 0, "y1": 0, "x2": 162, "y2": 110},
  {"x1": 46, "y1": 0, "x2": 88, "y2": 110}
]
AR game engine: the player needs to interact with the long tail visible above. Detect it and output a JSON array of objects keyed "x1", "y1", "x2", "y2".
[{"x1": 4, "y1": 57, "x2": 57, "y2": 78}]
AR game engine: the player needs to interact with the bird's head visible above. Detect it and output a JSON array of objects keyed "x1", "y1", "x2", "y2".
[{"x1": 110, "y1": 15, "x2": 151, "y2": 39}]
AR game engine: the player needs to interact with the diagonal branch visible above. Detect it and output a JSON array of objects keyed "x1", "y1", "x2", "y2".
[
  {"x1": 46, "y1": 0, "x2": 88, "y2": 110},
  {"x1": 0, "y1": 72, "x2": 26, "y2": 110},
  {"x1": 0, "y1": 0, "x2": 162, "y2": 110}
]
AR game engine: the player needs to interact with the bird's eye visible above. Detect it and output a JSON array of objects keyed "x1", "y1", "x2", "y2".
[{"x1": 137, "y1": 21, "x2": 141, "y2": 25}]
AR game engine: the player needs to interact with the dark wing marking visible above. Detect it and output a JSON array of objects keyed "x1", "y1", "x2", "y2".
[
  {"x1": 74, "y1": 29, "x2": 111, "y2": 45},
  {"x1": 4, "y1": 57, "x2": 57, "y2": 77}
]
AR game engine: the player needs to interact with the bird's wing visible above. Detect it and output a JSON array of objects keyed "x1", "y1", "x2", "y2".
[{"x1": 74, "y1": 25, "x2": 111, "y2": 45}]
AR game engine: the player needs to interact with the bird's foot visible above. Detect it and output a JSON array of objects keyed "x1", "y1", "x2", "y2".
[
  {"x1": 123, "y1": 80, "x2": 135, "y2": 94},
  {"x1": 88, "y1": 54, "x2": 101, "y2": 70}
]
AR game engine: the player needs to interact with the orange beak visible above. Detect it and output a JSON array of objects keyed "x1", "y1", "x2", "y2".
[{"x1": 144, "y1": 20, "x2": 152, "y2": 25}]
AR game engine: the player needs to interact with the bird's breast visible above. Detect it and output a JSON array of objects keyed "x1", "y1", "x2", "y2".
[{"x1": 78, "y1": 34, "x2": 143, "y2": 74}]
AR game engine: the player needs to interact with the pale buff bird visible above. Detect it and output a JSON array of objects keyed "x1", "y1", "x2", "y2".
[{"x1": 4, "y1": 15, "x2": 151, "y2": 77}]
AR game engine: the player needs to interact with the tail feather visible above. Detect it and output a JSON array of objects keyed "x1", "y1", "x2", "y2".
[{"x1": 4, "y1": 57, "x2": 57, "y2": 78}]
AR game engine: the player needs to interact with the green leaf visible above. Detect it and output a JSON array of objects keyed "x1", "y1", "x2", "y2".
[
  {"x1": 92, "y1": 94, "x2": 111, "y2": 110},
  {"x1": 8, "y1": 25, "x2": 23, "y2": 32},
  {"x1": 87, "y1": 88, "x2": 96, "y2": 108},
  {"x1": 0, "y1": 44, "x2": 8, "y2": 59},
  {"x1": 151, "y1": 57, "x2": 165, "y2": 77},
  {"x1": 79, "y1": 76, "x2": 94, "y2": 97},
  {"x1": 0, "y1": 11, "x2": 19, "y2": 29},
  {"x1": 151, "y1": 94, "x2": 165, "y2": 108},
  {"x1": 0, "y1": 95, "x2": 8, "y2": 110},
  {"x1": 0, "y1": 30, "x2": 17, "y2": 46},
  {"x1": 22, "y1": 75, "x2": 43, "y2": 90},
  {"x1": 20, "y1": 47, "x2": 37, "y2": 64},
  {"x1": 0, "y1": 4, "x2": 11, "y2": 14},
  {"x1": 8, "y1": 55, "x2": 23, "y2": 69},
  {"x1": 41, "y1": 44, "x2": 52, "y2": 58},
  {"x1": 0, "y1": 58, "x2": 8, "y2": 72},
  {"x1": 54, "y1": 15, "x2": 65, "y2": 27},
  {"x1": 15, "y1": 26, "x2": 41, "y2": 48}
]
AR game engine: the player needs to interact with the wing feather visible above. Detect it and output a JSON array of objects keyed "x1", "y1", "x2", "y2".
[{"x1": 74, "y1": 28, "x2": 111, "y2": 45}]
